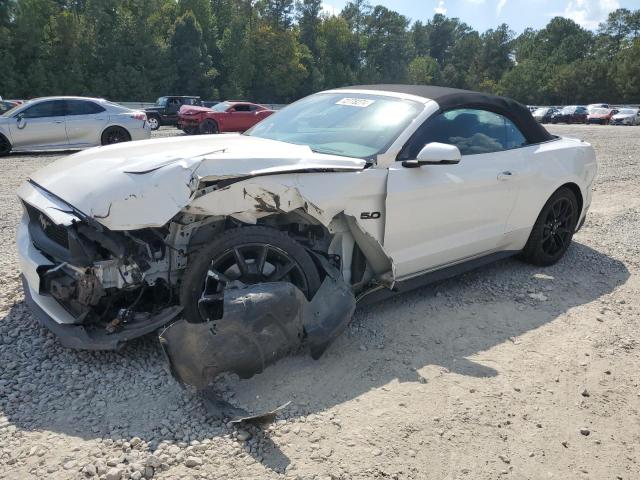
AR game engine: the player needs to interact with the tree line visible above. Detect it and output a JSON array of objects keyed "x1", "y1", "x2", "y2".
[{"x1": 1, "y1": 0, "x2": 639, "y2": 105}]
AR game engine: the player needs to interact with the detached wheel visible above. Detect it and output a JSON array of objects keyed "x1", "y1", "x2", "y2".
[
  {"x1": 183, "y1": 126, "x2": 197, "y2": 135},
  {"x1": 180, "y1": 226, "x2": 321, "y2": 323},
  {"x1": 0, "y1": 134, "x2": 11, "y2": 156},
  {"x1": 199, "y1": 119, "x2": 218, "y2": 135},
  {"x1": 520, "y1": 187, "x2": 579, "y2": 266},
  {"x1": 147, "y1": 116, "x2": 160, "y2": 130},
  {"x1": 101, "y1": 126, "x2": 131, "y2": 145}
]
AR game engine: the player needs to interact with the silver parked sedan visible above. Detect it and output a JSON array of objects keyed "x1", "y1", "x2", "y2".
[{"x1": 0, "y1": 96, "x2": 151, "y2": 156}]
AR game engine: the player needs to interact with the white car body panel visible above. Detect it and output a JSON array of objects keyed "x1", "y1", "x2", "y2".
[{"x1": 385, "y1": 148, "x2": 521, "y2": 278}]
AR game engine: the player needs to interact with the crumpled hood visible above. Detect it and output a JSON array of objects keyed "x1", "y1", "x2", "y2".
[{"x1": 24, "y1": 134, "x2": 366, "y2": 230}]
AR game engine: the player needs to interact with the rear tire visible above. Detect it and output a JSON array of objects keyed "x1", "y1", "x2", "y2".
[
  {"x1": 199, "y1": 119, "x2": 218, "y2": 135},
  {"x1": 101, "y1": 126, "x2": 131, "y2": 146},
  {"x1": 0, "y1": 134, "x2": 11, "y2": 156},
  {"x1": 180, "y1": 226, "x2": 321, "y2": 323},
  {"x1": 520, "y1": 187, "x2": 579, "y2": 266},
  {"x1": 147, "y1": 115, "x2": 160, "y2": 130}
]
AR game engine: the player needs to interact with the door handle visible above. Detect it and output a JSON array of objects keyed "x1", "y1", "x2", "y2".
[
  {"x1": 54, "y1": 120, "x2": 64, "y2": 124},
  {"x1": 497, "y1": 171, "x2": 513, "y2": 181}
]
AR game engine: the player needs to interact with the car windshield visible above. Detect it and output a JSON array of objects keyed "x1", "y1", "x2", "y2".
[
  {"x1": 210, "y1": 101, "x2": 232, "y2": 112},
  {"x1": 561, "y1": 106, "x2": 576, "y2": 114},
  {"x1": 618, "y1": 108, "x2": 637, "y2": 115},
  {"x1": 592, "y1": 108, "x2": 609, "y2": 114},
  {"x1": 155, "y1": 97, "x2": 168, "y2": 107},
  {"x1": 245, "y1": 93, "x2": 424, "y2": 159}
]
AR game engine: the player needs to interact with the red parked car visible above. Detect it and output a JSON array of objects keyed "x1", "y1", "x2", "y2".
[
  {"x1": 178, "y1": 101, "x2": 274, "y2": 135},
  {"x1": 586, "y1": 108, "x2": 619, "y2": 125}
]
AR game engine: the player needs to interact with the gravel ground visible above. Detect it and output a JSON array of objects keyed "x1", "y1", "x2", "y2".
[{"x1": 0, "y1": 125, "x2": 638, "y2": 480}]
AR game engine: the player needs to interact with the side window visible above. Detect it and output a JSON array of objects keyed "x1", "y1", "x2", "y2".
[
  {"x1": 399, "y1": 108, "x2": 527, "y2": 159},
  {"x1": 234, "y1": 104, "x2": 252, "y2": 112},
  {"x1": 65, "y1": 100, "x2": 105, "y2": 116},
  {"x1": 21, "y1": 100, "x2": 66, "y2": 119}
]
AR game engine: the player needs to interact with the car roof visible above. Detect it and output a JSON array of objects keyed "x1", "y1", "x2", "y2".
[
  {"x1": 334, "y1": 84, "x2": 554, "y2": 144},
  {"x1": 29, "y1": 96, "x2": 107, "y2": 102}
]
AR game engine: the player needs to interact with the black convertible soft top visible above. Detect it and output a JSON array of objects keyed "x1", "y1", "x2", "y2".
[{"x1": 338, "y1": 84, "x2": 554, "y2": 144}]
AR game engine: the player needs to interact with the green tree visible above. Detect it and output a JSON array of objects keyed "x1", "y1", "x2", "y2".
[
  {"x1": 317, "y1": 15, "x2": 358, "y2": 88},
  {"x1": 408, "y1": 56, "x2": 439, "y2": 84},
  {"x1": 614, "y1": 38, "x2": 640, "y2": 102},
  {"x1": 360, "y1": 5, "x2": 411, "y2": 83},
  {"x1": 170, "y1": 11, "x2": 217, "y2": 97}
]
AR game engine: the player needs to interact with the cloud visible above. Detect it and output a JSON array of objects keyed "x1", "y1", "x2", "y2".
[
  {"x1": 434, "y1": 0, "x2": 447, "y2": 14},
  {"x1": 563, "y1": 0, "x2": 620, "y2": 29},
  {"x1": 496, "y1": 0, "x2": 507, "y2": 16}
]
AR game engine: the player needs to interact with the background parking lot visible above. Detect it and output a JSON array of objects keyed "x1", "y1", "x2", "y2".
[{"x1": 0, "y1": 125, "x2": 639, "y2": 479}]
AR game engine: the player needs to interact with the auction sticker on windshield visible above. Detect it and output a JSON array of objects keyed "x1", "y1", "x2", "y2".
[{"x1": 336, "y1": 98, "x2": 375, "y2": 108}]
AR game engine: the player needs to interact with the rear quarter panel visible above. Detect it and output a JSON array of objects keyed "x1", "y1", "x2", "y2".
[{"x1": 505, "y1": 136, "x2": 596, "y2": 249}]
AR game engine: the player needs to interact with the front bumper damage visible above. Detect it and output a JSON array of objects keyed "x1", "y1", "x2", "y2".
[{"x1": 22, "y1": 275, "x2": 182, "y2": 349}]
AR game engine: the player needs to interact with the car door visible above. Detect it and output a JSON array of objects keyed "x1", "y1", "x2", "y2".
[
  {"x1": 8, "y1": 100, "x2": 68, "y2": 149},
  {"x1": 226, "y1": 104, "x2": 256, "y2": 131},
  {"x1": 384, "y1": 108, "x2": 527, "y2": 279},
  {"x1": 165, "y1": 98, "x2": 181, "y2": 122},
  {"x1": 64, "y1": 100, "x2": 109, "y2": 147}
]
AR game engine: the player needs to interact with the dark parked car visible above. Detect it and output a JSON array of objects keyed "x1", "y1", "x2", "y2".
[
  {"x1": 550, "y1": 106, "x2": 588, "y2": 124},
  {"x1": 145, "y1": 96, "x2": 202, "y2": 130}
]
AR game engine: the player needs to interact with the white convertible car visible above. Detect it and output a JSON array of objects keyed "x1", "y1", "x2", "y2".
[{"x1": 17, "y1": 85, "x2": 596, "y2": 385}]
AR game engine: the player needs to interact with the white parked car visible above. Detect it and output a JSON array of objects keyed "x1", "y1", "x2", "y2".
[
  {"x1": 16, "y1": 85, "x2": 596, "y2": 384},
  {"x1": 610, "y1": 107, "x2": 640, "y2": 125},
  {"x1": 0, "y1": 96, "x2": 151, "y2": 155}
]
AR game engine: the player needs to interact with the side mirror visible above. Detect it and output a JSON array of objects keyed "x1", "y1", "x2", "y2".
[{"x1": 402, "y1": 142, "x2": 461, "y2": 168}]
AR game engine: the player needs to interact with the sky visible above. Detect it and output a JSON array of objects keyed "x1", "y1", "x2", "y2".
[{"x1": 321, "y1": 0, "x2": 639, "y2": 33}]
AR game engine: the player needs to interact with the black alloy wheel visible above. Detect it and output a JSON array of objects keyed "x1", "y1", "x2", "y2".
[
  {"x1": 102, "y1": 127, "x2": 131, "y2": 145},
  {"x1": 180, "y1": 226, "x2": 321, "y2": 323},
  {"x1": 199, "y1": 119, "x2": 218, "y2": 135},
  {"x1": 200, "y1": 243, "x2": 311, "y2": 303},
  {"x1": 541, "y1": 197, "x2": 574, "y2": 257},
  {"x1": 520, "y1": 187, "x2": 579, "y2": 266}
]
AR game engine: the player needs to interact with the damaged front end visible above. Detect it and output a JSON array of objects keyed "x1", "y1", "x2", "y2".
[
  {"x1": 159, "y1": 257, "x2": 356, "y2": 389},
  {"x1": 18, "y1": 183, "x2": 188, "y2": 350}
]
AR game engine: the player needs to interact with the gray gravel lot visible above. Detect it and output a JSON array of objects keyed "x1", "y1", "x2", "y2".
[{"x1": 0, "y1": 125, "x2": 639, "y2": 479}]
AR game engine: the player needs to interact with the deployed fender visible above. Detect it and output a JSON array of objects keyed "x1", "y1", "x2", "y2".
[{"x1": 159, "y1": 259, "x2": 356, "y2": 390}]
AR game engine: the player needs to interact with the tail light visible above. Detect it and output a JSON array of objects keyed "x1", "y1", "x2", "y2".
[{"x1": 131, "y1": 112, "x2": 147, "y2": 121}]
